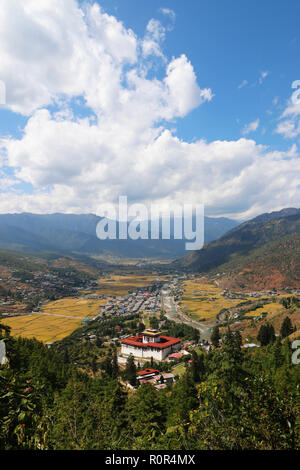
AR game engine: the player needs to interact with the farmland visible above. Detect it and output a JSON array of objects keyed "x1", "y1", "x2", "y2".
[
  {"x1": 42, "y1": 297, "x2": 106, "y2": 319},
  {"x1": 1, "y1": 313, "x2": 83, "y2": 343},
  {"x1": 94, "y1": 273, "x2": 162, "y2": 296},
  {"x1": 230, "y1": 304, "x2": 300, "y2": 343},
  {"x1": 0, "y1": 274, "x2": 161, "y2": 343},
  {"x1": 178, "y1": 279, "x2": 291, "y2": 325},
  {"x1": 179, "y1": 280, "x2": 248, "y2": 323},
  {"x1": 1, "y1": 297, "x2": 106, "y2": 342}
]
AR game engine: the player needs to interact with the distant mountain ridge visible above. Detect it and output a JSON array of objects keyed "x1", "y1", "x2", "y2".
[
  {"x1": 0, "y1": 212, "x2": 239, "y2": 259},
  {"x1": 251, "y1": 207, "x2": 300, "y2": 223},
  {"x1": 175, "y1": 208, "x2": 300, "y2": 277}
]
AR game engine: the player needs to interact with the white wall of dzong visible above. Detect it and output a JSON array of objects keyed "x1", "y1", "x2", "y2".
[{"x1": 121, "y1": 341, "x2": 181, "y2": 361}]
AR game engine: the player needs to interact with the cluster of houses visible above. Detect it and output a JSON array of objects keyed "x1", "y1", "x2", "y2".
[
  {"x1": 93, "y1": 284, "x2": 162, "y2": 320},
  {"x1": 136, "y1": 368, "x2": 175, "y2": 390},
  {"x1": 29, "y1": 271, "x2": 98, "y2": 294},
  {"x1": 1, "y1": 269, "x2": 97, "y2": 307}
]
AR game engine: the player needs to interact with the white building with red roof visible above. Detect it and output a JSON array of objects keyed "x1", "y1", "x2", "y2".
[{"x1": 121, "y1": 328, "x2": 182, "y2": 361}]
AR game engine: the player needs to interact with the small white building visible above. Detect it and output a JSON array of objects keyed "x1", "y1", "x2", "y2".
[{"x1": 121, "y1": 329, "x2": 181, "y2": 361}]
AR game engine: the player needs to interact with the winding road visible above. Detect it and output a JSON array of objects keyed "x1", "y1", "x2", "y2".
[{"x1": 160, "y1": 290, "x2": 211, "y2": 339}]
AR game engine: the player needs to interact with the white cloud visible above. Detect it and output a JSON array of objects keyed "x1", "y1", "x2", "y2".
[
  {"x1": 0, "y1": 0, "x2": 138, "y2": 115},
  {"x1": 276, "y1": 82, "x2": 300, "y2": 138},
  {"x1": 276, "y1": 119, "x2": 300, "y2": 139},
  {"x1": 159, "y1": 8, "x2": 176, "y2": 29},
  {"x1": 238, "y1": 79, "x2": 248, "y2": 89},
  {"x1": 242, "y1": 119, "x2": 260, "y2": 135},
  {"x1": 2, "y1": 113, "x2": 299, "y2": 220},
  {"x1": 258, "y1": 70, "x2": 269, "y2": 84},
  {"x1": 159, "y1": 8, "x2": 176, "y2": 21},
  {"x1": 142, "y1": 18, "x2": 166, "y2": 59},
  {"x1": 0, "y1": 1, "x2": 299, "y2": 220}
]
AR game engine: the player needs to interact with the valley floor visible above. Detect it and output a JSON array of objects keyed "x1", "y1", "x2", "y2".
[{"x1": 1, "y1": 268, "x2": 299, "y2": 348}]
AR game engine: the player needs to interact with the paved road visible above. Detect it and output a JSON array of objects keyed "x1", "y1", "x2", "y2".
[
  {"x1": 161, "y1": 291, "x2": 211, "y2": 339},
  {"x1": 39, "y1": 312, "x2": 85, "y2": 319}
]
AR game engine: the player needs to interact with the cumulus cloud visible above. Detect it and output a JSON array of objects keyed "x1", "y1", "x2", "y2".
[
  {"x1": 0, "y1": 0, "x2": 299, "y2": 220},
  {"x1": 142, "y1": 18, "x2": 166, "y2": 59},
  {"x1": 0, "y1": 0, "x2": 137, "y2": 115}
]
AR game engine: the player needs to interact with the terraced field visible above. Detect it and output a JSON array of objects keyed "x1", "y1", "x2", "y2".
[
  {"x1": 179, "y1": 280, "x2": 251, "y2": 323},
  {"x1": 244, "y1": 302, "x2": 283, "y2": 318},
  {"x1": 178, "y1": 279, "x2": 287, "y2": 324},
  {"x1": 231, "y1": 306, "x2": 300, "y2": 344}
]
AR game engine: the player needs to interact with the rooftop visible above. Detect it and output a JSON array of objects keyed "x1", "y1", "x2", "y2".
[
  {"x1": 168, "y1": 352, "x2": 183, "y2": 359},
  {"x1": 137, "y1": 368, "x2": 159, "y2": 376},
  {"x1": 142, "y1": 328, "x2": 161, "y2": 336},
  {"x1": 121, "y1": 335, "x2": 181, "y2": 349}
]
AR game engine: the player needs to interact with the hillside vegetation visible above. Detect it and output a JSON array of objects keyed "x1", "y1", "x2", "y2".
[
  {"x1": 175, "y1": 209, "x2": 300, "y2": 290},
  {"x1": 214, "y1": 233, "x2": 300, "y2": 291}
]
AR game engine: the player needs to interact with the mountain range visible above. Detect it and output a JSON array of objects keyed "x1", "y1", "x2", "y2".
[
  {"x1": 174, "y1": 207, "x2": 300, "y2": 290},
  {"x1": 0, "y1": 212, "x2": 239, "y2": 259}
]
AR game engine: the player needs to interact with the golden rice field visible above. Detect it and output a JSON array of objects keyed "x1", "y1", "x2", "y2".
[
  {"x1": 1, "y1": 297, "x2": 106, "y2": 343},
  {"x1": 42, "y1": 297, "x2": 106, "y2": 318},
  {"x1": 180, "y1": 280, "x2": 253, "y2": 323},
  {"x1": 180, "y1": 280, "x2": 293, "y2": 324},
  {"x1": 94, "y1": 274, "x2": 161, "y2": 296},
  {"x1": 1, "y1": 274, "x2": 162, "y2": 343},
  {"x1": 244, "y1": 302, "x2": 283, "y2": 318},
  {"x1": 1, "y1": 313, "x2": 83, "y2": 343}
]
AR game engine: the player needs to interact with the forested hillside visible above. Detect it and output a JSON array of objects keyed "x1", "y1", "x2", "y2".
[
  {"x1": 175, "y1": 210, "x2": 300, "y2": 288},
  {"x1": 1, "y1": 322, "x2": 299, "y2": 450}
]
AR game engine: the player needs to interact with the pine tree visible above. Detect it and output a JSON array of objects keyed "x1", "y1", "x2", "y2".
[
  {"x1": 91, "y1": 355, "x2": 98, "y2": 376},
  {"x1": 124, "y1": 354, "x2": 137, "y2": 386},
  {"x1": 280, "y1": 316, "x2": 294, "y2": 339},
  {"x1": 127, "y1": 383, "x2": 165, "y2": 443},
  {"x1": 112, "y1": 351, "x2": 119, "y2": 378},
  {"x1": 211, "y1": 326, "x2": 220, "y2": 347},
  {"x1": 218, "y1": 328, "x2": 248, "y2": 408},
  {"x1": 257, "y1": 323, "x2": 275, "y2": 346}
]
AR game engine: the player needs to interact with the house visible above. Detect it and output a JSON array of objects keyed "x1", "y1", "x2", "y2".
[
  {"x1": 137, "y1": 368, "x2": 160, "y2": 381},
  {"x1": 121, "y1": 329, "x2": 181, "y2": 361},
  {"x1": 160, "y1": 373, "x2": 175, "y2": 383},
  {"x1": 136, "y1": 369, "x2": 175, "y2": 386},
  {"x1": 167, "y1": 352, "x2": 183, "y2": 361}
]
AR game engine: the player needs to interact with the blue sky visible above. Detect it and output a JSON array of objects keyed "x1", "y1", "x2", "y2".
[
  {"x1": 92, "y1": 0, "x2": 300, "y2": 147},
  {"x1": 0, "y1": 0, "x2": 299, "y2": 218}
]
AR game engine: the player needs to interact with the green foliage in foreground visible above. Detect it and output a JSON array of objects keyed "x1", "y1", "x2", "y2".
[{"x1": 0, "y1": 327, "x2": 299, "y2": 450}]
